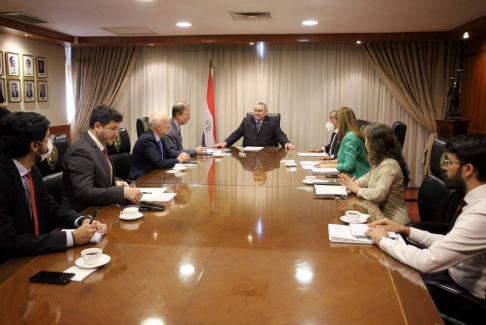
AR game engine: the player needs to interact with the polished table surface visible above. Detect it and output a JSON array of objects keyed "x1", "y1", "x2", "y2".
[{"x1": 0, "y1": 148, "x2": 442, "y2": 325}]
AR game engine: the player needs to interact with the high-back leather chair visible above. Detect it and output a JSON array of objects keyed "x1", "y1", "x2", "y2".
[
  {"x1": 136, "y1": 117, "x2": 149, "y2": 138},
  {"x1": 405, "y1": 138, "x2": 465, "y2": 233},
  {"x1": 246, "y1": 112, "x2": 281, "y2": 147},
  {"x1": 357, "y1": 119, "x2": 375, "y2": 136},
  {"x1": 391, "y1": 121, "x2": 407, "y2": 148},
  {"x1": 36, "y1": 134, "x2": 70, "y2": 205},
  {"x1": 106, "y1": 128, "x2": 131, "y2": 180}
]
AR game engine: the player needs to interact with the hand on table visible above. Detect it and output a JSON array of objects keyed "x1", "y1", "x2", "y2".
[
  {"x1": 196, "y1": 146, "x2": 206, "y2": 154},
  {"x1": 320, "y1": 156, "x2": 333, "y2": 160},
  {"x1": 116, "y1": 180, "x2": 129, "y2": 187},
  {"x1": 285, "y1": 143, "x2": 295, "y2": 150},
  {"x1": 212, "y1": 142, "x2": 226, "y2": 148},
  {"x1": 82, "y1": 218, "x2": 107, "y2": 235},
  {"x1": 309, "y1": 149, "x2": 324, "y2": 153},
  {"x1": 72, "y1": 223, "x2": 99, "y2": 245},
  {"x1": 364, "y1": 227, "x2": 390, "y2": 245},
  {"x1": 367, "y1": 218, "x2": 410, "y2": 236},
  {"x1": 339, "y1": 174, "x2": 360, "y2": 193},
  {"x1": 125, "y1": 187, "x2": 143, "y2": 203},
  {"x1": 177, "y1": 152, "x2": 190, "y2": 163}
]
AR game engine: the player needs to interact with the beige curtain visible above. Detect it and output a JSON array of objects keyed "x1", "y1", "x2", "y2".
[
  {"x1": 70, "y1": 46, "x2": 140, "y2": 141},
  {"x1": 117, "y1": 44, "x2": 429, "y2": 187},
  {"x1": 362, "y1": 41, "x2": 460, "y2": 171}
]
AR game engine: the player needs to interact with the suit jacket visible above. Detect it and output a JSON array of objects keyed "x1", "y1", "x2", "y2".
[
  {"x1": 324, "y1": 131, "x2": 340, "y2": 159},
  {"x1": 224, "y1": 115, "x2": 290, "y2": 147},
  {"x1": 0, "y1": 153, "x2": 79, "y2": 264},
  {"x1": 61, "y1": 132, "x2": 124, "y2": 213},
  {"x1": 26, "y1": 91, "x2": 33, "y2": 98},
  {"x1": 12, "y1": 91, "x2": 19, "y2": 98},
  {"x1": 336, "y1": 131, "x2": 370, "y2": 178},
  {"x1": 162, "y1": 118, "x2": 196, "y2": 156},
  {"x1": 129, "y1": 130, "x2": 180, "y2": 180}
]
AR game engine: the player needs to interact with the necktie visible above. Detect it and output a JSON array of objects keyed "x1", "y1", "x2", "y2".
[
  {"x1": 448, "y1": 199, "x2": 466, "y2": 233},
  {"x1": 158, "y1": 140, "x2": 164, "y2": 159},
  {"x1": 178, "y1": 129, "x2": 183, "y2": 150},
  {"x1": 256, "y1": 121, "x2": 262, "y2": 132},
  {"x1": 25, "y1": 172, "x2": 39, "y2": 235},
  {"x1": 102, "y1": 148, "x2": 113, "y2": 181}
]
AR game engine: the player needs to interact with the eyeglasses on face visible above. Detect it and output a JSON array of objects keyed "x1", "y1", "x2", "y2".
[{"x1": 443, "y1": 159, "x2": 465, "y2": 168}]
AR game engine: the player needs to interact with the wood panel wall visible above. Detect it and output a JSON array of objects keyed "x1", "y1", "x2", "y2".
[
  {"x1": 461, "y1": 35, "x2": 486, "y2": 134},
  {"x1": 49, "y1": 124, "x2": 71, "y2": 140}
]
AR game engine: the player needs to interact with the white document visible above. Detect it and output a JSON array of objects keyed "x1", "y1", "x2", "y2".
[
  {"x1": 62, "y1": 230, "x2": 104, "y2": 244},
  {"x1": 64, "y1": 266, "x2": 97, "y2": 281},
  {"x1": 297, "y1": 152, "x2": 329, "y2": 157},
  {"x1": 300, "y1": 161, "x2": 319, "y2": 169},
  {"x1": 205, "y1": 149, "x2": 215, "y2": 154},
  {"x1": 140, "y1": 188, "x2": 168, "y2": 201},
  {"x1": 310, "y1": 167, "x2": 340, "y2": 175},
  {"x1": 315, "y1": 185, "x2": 347, "y2": 196},
  {"x1": 156, "y1": 193, "x2": 177, "y2": 202},
  {"x1": 349, "y1": 223, "x2": 398, "y2": 239},
  {"x1": 328, "y1": 224, "x2": 373, "y2": 244},
  {"x1": 242, "y1": 146, "x2": 264, "y2": 152}
]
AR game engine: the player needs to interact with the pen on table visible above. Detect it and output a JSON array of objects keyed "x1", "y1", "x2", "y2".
[
  {"x1": 142, "y1": 191, "x2": 152, "y2": 194},
  {"x1": 89, "y1": 210, "x2": 98, "y2": 224}
]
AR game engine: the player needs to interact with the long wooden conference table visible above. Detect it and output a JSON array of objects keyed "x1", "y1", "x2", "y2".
[{"x1": 0, "y1": 147, "x2": 442, "y2": 324}]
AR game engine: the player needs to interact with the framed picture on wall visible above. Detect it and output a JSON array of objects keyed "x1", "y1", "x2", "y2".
[
  {"x1": 7, "y1": 79, "x2": 21, "y2": 102},
  {"x1": 0, "y1": 78, "x2": 6, "y2": 104},
  {"x1": 23, "y1": 54, "x2": 35, "y2": 78},
  {"x1": 0, "y1": 51, "x2": 3, "y2": 76},
  {"x1": 36, "y1": 57, "x2": 47, "y2": 78},
  {"x1": 6, "y1": 52, "x2": 20, "y2": 77},
  {"x1": 24, "y1": 80, "x2": 36, "y2": 102},
  {"x1": 37, "y1": 81, "x2": 48, "y2": 102}
]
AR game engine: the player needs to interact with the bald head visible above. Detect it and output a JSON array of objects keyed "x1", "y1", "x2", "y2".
[{"x1": 148, "y1": 112, "x2": 170, "y2": 138}]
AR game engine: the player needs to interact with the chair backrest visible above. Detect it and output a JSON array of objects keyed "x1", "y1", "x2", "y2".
[
  {"x1": 37, "y1": 134, "x2": 70, "y2": 177},
  {"x1": 43, "y1": 172, "x2": 63, "y2": 205},
  {"x1": 357, "y1": 119, "x2": 376, "y2": 136},
  {"x1": 246, "y1": 112, "x2": 281, "y2": 125},
  {"x1": 391, "y1": 121, "x2": 407, "y2": 148},
  {"x1": 136, "y1": 117, "x2": 149, "y2": 138},
  {"x1": 106, "y1": 128, "x2": 131, "y2": 180},
  {"x1": 418, "y1": 138, "x2": 465, "y2": 223}
]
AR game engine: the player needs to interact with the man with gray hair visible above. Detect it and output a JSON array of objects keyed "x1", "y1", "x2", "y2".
[
  {"x1": 129, "y1": 112, "x2": 190, "y2": 180},
  {"x1": 163, "y1": 102, "x2": 205, "y2": 156}
]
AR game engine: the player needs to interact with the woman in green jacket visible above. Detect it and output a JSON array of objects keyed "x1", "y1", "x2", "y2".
[{"x1": 315, "y1": 107, "x2": 370, "y2": 178}]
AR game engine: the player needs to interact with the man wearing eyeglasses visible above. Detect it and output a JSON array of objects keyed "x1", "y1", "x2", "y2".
[
  {"x1": 0, "y1": 112, "x2": 107, "y2": 265},
  {"x1": 365, "y1": 134, "x2": 486, "y2": 301}
]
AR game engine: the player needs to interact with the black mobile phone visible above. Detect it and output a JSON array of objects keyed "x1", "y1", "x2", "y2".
[
  {"x1": 138, "y1": 202, "x2": 166, "y2": 211},
  {"x1": 30, "y1": 271, "x2": 75, "y2": 284}
]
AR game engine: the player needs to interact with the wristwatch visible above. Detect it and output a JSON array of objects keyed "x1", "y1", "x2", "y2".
[{"x1": 77, "y1": 216, "x2": 92, "y2": 227}]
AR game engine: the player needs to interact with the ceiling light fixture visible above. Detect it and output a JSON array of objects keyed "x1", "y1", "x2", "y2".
[
  {"x1": 249, "y1": 42, "x2": 254, "y2": 45},
  {"x1": 25, "y1": 33, "x2": 32, "y2": 37},
  {"x1": 302, "y1": 20, "x2": 318, "y2": 26},
  {"x1": 463, "y1": 32, "x2": 469, "y2": 39},
  {"x1": 148, "y1": 44, "x2": 154, "y2": 46},
  {"x1": 176, "y1": 22, "x2": 192, "y2": 28},
  {"x1": 298, "y1": 39, "x2": 309, "y2": 42},
  {"x1": 356, "y1": 40, "x2": 361, "y2": 44}
]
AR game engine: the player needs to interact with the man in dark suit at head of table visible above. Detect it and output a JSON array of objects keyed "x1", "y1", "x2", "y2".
[
  {"x1": 61, "y1": 105, "x2": 142, "y2": 213},
  {"x1": 213, "y1": 102, "x2": 295, "y2": 150},
  {"x1": 0, "y1": 112, "x2": 106, "y2": 265}
]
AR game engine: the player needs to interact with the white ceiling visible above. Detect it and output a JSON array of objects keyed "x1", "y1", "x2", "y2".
[{"x1": 1, "y1": 0, "x2": 485, "y2": 37}]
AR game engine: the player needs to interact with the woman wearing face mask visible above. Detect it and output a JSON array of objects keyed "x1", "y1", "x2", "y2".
[
  {"x1": 339, "y1": 124, "x2": 410, "y2": 224},
  {"x1": 309, "y1": 110, "x2": 340, "y2": 159},
  {"x1": 315, "y1": 107, "x2": 370, "y2": 178}
]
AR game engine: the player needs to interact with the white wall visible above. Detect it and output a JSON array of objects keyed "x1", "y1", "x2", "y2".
[{"x1": 0, "y1": 33, "x2": 67, "y2": 126}]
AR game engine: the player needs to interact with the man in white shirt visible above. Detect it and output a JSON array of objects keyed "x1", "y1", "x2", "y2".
[{"x1": 366, "y1": 134, "x2": 486, "y2": 300}]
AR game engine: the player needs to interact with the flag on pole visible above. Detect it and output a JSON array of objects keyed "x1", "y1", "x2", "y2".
[{"x1": 202, "y1": 60, "x2": 216, "y2": 147}]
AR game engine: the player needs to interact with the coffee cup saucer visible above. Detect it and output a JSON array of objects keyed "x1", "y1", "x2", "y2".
[
  {"x1": 173, "y1": 166, "x2": 187, "y2": 171},
  {"x1": 75, "y1": 254, "x2": 111, "y2": 269},
  {"x1": 119, "y1": 212, "x2": 143, "y2": 221},
  {"x1": 340, "y1": 216, "x2": 366, "y2": 224},
  {"x1": 302, "y1": 179, "x2": 316, "y2": 185},
  {"x1": 285, "y1": 163, "x2": 297, "y2": 167}
]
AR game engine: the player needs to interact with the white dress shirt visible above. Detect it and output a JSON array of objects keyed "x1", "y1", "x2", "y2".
[{"x1": 379, "y1": 184, "x2": 486, "y2": 299}]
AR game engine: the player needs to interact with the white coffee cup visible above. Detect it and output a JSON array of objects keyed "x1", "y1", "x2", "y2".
[
  {"x1": 81, "y1": 248, "x2": 102, "y2": 265},
  {"x1": 213, "y1": 150, "x2": 223, "y2": 157},
  {"x1": 120, "y1": 206, "x2": 139, "y2": 218},
  {"x1": 345, "y1": 210, "x2": 361, "y2": 222},
  {"x1": 305, "y1": 176, "x2": 316, "y2": 182},
  {"x1": 174, "y1": 163, "x2": 185, "y2": 170}
]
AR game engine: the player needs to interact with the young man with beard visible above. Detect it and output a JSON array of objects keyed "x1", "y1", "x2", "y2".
[
  {"x1": 0, "y1": 112, "x2": 106, "y2": 265},
  {"x1": 365, "y1": 134, "x2": 486, "y2": 300}
]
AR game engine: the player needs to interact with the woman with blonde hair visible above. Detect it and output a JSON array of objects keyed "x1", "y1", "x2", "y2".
[
  {"x1": 315, "y1": 107, "x2": 369, "y2": 178},
  {"x1": 340, "y1": 123, "x2": 410, "y2": 224}
]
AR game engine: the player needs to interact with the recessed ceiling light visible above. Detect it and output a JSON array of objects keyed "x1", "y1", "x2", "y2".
[
  {"x1": 249, "y1": 42, "x2": 254, "y2": 45},
  {"x1": 302, "y1": 20, "x2": 318, "y2": 26},
  {"x1": 298, "y1": 39, "x2": 309, "y2": 42},
  {"x1": 463, "y1": 32, "x2": 469, "y2": 39},
  {"x1": 148, "y1": 43, "x2": 154, "y2": 46},
  {"x1": 356, "y1": 40, "x2": 361, "y2": 44},
  {"x1": 24, "y1": 33, "x2": 32, "y2": 37},
  {"x1": 176, "y1": 22, "x2": 192, "y2": 27}
]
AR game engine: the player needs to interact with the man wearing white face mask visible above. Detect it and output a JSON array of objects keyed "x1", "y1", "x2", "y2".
[
  {"x1": 0, "y1": 112, "x2": 107, "y2": 265},
  {"x1": 309, "y1": 110, "x2": 340, "y2": 159}
]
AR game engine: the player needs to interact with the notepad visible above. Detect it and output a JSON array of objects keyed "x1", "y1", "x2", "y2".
[
  {"x1": 140, "y1": 188, "x2": 168, "y2": 201},
  {"x1": 62, "y1": 230, "x2": 104, "y2": 244},
  {"x1": 313, "y1": 184, "x2": 348, "y2": 199},
  {"x1": 299, "y1": 161, "x2": 319, "y2": 169},
  {"x1": 297, "y1": 152, "x2": 328, "y2": 157},
  {"x1": 242, "y1": 146, "x2": 264, "y2": 152},
  {"x1": 310, "y1": 167, "x2": 340, "y2": 175},
  {"x1": 328, "y1": 224, "x2": 373, "y2": 245},
  {"x1": 349, "y1": 223, "x2": 398, "y2": 239}
]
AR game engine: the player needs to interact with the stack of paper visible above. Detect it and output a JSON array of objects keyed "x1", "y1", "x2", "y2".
[
  {"x1": 313, "y1": 184, "x2": 348, "y2": 199},
  {"x1": 140, "y1": 188, "x2": 168, "y2": 201},
  {"x1": 310, "y1": 167, "x2": 340, "y2": 175},
  {"x1": 297, "y1": 152, "x2": 328, "y2": 157},
  {"x1": 328, "y1": 224, "x2": 373, "y2": 244},
  {"x1": 299, "y1": 161, "x2": 319, "y2": 169},
  {"x1": 242, "y1": 146, "x2": 264, "y2": 152},
  {"x1": 348, "y1": 223, "x2": 397, "y2": 239}
]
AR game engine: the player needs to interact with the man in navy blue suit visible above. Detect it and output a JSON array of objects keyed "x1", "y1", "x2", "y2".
[{"x1": 129, "y1": 113, "x2": 190, "y2": 180}]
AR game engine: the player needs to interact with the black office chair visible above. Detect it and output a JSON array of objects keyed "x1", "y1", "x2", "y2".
[
  {"x1": 246, "y1": 112, "x2": 281, "y2": 147},
  {"x1": 391, "y1": 121, "x2": 407, "y2": 148},
  {"x1": 136, "y1": 116, "x2": 149, "y2": 138},
  {"x1": 405, "y1": 138, "x2": 465, "y2": 235},
  {"x1": 357, "y1": 119, "x2": 376, "y2": 136},
  {"x1": 106, "y1": 128, "x2": 131, "y2": 180},
  {"x1": 36, "y1": 134, "x2": 71, "y2": 205},
  {"x1": 425, "y1": 281, "x2": 486, "y2": 325}
]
